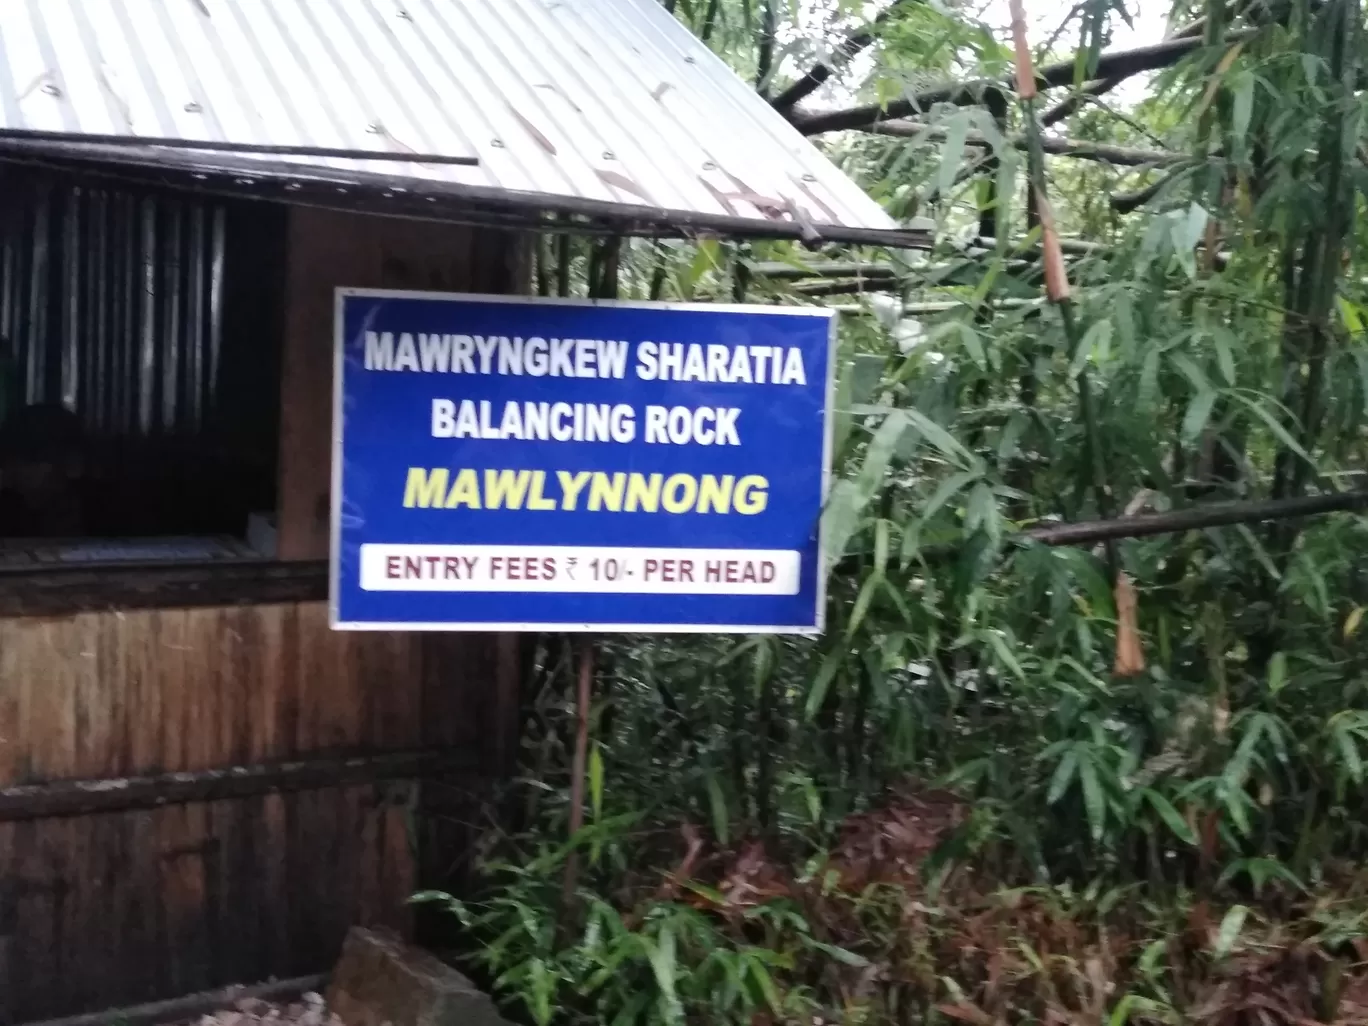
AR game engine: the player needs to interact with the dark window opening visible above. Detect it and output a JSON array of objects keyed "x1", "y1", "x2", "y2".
[{"x1": 0, "y1": 170, "x2": 286, "y2": 569}]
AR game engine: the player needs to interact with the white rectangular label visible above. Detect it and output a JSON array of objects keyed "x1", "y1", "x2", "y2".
[{"x1": 359, "y1": 544, "x2": 800, "y2": 595}]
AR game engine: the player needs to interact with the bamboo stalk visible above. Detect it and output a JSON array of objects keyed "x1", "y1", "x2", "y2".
[
  {"x1": 648, "y1": 244, "x2": 669, "y2": 300},
  {"x1": 1006, "y1": 0, "x2": 1132, "y2": 670},
  {"x1": 755, "y1": 0, "x2": 777, "y2": 94},
  {"x1": 556, "y1": 232, "x2": 571, "y2": 297},
  {"x1": 830, "y1": 490, "x2": 1368, "y2": 579},
  {"x1": 1288, "y1": 0, "x2": 1360, "y2": 499},
  {"x1": 866, "y1": 119, "x2": 1186, "y2": 166},
  {"x1": 700, "y1": 0, "x2": 721, "y2": 42},
  {"x1": 1024, "y1": 490, "x2": 1368, "y2": 546},
  {"x1": 595, "y1": 237, "x2": 623, "y2": 299},
  {"x1": 560, "y1": 640, "x2": 595, "y2": 912},
  {"x1": 535, "y1": 234, "x2": 550, "y2": 296},
  {"x1": 1269, "y1": 0, "x2": 1360, "y2": 544},
  {"x1": 732, "y1": 245, "x2": 752, "y2": 301}
]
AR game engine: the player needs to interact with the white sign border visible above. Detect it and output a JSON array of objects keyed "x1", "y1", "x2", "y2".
[{"x1": 328, "y1": 287, "x2": 838, "y2": 635}]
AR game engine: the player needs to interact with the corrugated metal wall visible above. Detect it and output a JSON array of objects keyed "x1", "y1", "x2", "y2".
[{"x1": 0, "y1": 177, "x2": 227, "y2": 437}]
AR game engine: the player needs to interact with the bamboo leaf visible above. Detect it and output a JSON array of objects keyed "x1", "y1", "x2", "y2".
[
  {"x1": 849, "y1": 352, "x2": 887, "y2": 403},
  {"x1": 857, "y1": 410, "x2": 910, "y2": 501},
  {"x1": 998, "y1": 411, "x2": 1027, "y2": 462},
  {"x1": 936, "y1": 113, "x2": 970, "y2": 200},
  {"x1": 1047, "y1": 748, "x2": 1079, "y2": 805},
  {"x1": 821, "y1": 480, "x2": 863, "y2": 567},
  {"x1": 965, "y1": 481, "x2": 1000, "y2": 542},
  {"x1": 1230, "y1": 393, "x2": 1313, "y2": 463},
  {"x1": 1337, "y1": 296, "x2": 1365, "y2": 335},
  {"x1": 1195, "y1": 42, "x2": 1246, "y2": 122},
  {"x1": 646, "y1": 924, "x2": 682, "y2": 1023},
  {"x1": 1145, "y1": 789, "x2": 1198, "y2": 845},
  {"x1": 705, "y1": 770, "x2": 729, "y2": 845},
  {"x1": 874, "y1": 518, "x2": 891, "y2": 573},
  {"x1": 1138, "y1": 346, "x2": 1161, "y2": 407},
  {"x1": 881, "y1": 578, "x2": 915, "y2": 624},
  {"x1": 1237, "y1": 524, "x2": 1282, "y2": 582},
  {"x1": 1070, "y1": 319, "x2": 1112, "y2": 378},
  {"x1": 901, "y1": 407, "x2": 976, "y2": 468},
  {"x1": 1211, "y1": 326, "x2": 1237, "y2": 385},
  {"x1": 1171, "y1": 351, "x2": 1210, "y2": 394},
  {"x1": 589, "y1": 744, "x2": 605, "y2": 822},
  {"x1": 1334, "y1": 725, "x2": 1363, "y2": 784},
  {"x1": 529, "y1": 958, "x2": 555, "y2": 1026},
  {"x1": 1080, "y1": 754, "x2": 1106, "y2": 842},
  {"x1": 1345, "y1": 606, "x2": 1365, "y2": 639},
  {"x1": 805, "y1": 647, "x2": 844, "y2": 720},
  {"x1": 985, "y1": 631, "x2": 1025, "y2": 683},
  {"x1": 1213, "y1": 905, "x2": 1249, "y2": 959},
  {"x1": 846, "y1": 572, "x2": 881, "y2": 637},
  {"x1": 832, "y1": 355, "x2": 855, "y2": 459},
  {"x1": 748, "y1": 959, "x2": 783, "y2": 1013},
  {"x1": 1182, "y1": 389, "x2": 1218, "y2": 444},
  {"x1": 1268, "y1": 652, "x2": 1287, "y2": 694},
  {"x1": 921, "y1": 469, "x2": 983, "y2": 524},
  {"x1": 1230, "y1": 69, "x2": 1255, "y2": 150},
  {"x1": 809, "y1": 941, "x2": 871, "y2": 967}
]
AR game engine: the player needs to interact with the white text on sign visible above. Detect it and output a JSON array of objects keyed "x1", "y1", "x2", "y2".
[{"x1": 359, "y1": 545, "x2": 800, "y2": 596}]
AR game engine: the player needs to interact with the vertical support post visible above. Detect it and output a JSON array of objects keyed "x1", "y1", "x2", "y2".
[
  {"x1": 561, "y1": 639, "x2": 594, "y2": 910},
  {"x1": 1007, "y1": 0, "x2": 1139, "y2": 675}
]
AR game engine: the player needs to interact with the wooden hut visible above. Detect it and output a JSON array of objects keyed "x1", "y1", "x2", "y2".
[{"x1": 0, "y1": 0, "x2": 922, "y2": 1021}]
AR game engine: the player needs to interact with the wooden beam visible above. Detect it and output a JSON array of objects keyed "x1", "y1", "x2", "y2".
[
  {"x1": 0, "y1": 748, "x2": 483, "y2": 822},
  {"x1": 0, "y1": 560, "x2": 327, "y2": 617},
  {"x1": 0, "y1": 128, "x2": 480, "y2": 165},
  {"x1": 749, "y1": 260, "x2": 904, "y2": 280},
  {"x1": 18, "y1": 976, "x2": 327, "y2": 1026}
]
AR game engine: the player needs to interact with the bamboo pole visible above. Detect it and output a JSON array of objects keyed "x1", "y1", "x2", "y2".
[
  {"x1": 865, "y1": 119, "x2": 1186, "y2": 166},
  {"x1": 560, "y1": 640, "x2": 595, "y2": 912},
  {"x1": 1024, "y1": 491, "x2": 1368, "y2": 547},
  {"x1": 1006, "y1": 0, "x2": 1138, "y2": 675}
]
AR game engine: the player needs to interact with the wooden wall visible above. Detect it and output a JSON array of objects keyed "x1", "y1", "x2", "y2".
[
  {"x1": 0, "y1": 603, "x2": 510, "y2": 1023},
  {"x1": 278, "y1": 207, "x2": 531, "y2": 559},
  {"x1": 0, "y1": 208, "x2": 530, "y2": 1023}
]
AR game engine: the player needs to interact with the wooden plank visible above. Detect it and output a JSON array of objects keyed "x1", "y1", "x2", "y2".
[
  {"x1": 1, "y1": 782, "x2": 444, "y2": 1023},
  {"x1": 0, "y1": 599, "x2": 487, "y2": 784},
  {"x1": 0, "y1": 749, "x2": 483, "y2": 822},
  {"x1": 275, "y1": 208, "x2": 499, "y2": 559},
  {"x1": 16, "y1": 974, "x2": 326, "y2": 1026},
  {"x1": 0, "y1": 586, "x2": 512, "y2": 1020},
  {"x1": 0, "y1": 561, "x2": 326, "y2": 618}
]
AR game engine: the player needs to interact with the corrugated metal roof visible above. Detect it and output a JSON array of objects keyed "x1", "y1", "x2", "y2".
[{"x1": 0, "y1": 0, "x2": 900, "y2": 238}]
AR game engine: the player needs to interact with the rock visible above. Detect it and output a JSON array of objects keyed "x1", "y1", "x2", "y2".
[{"x1": 326, "y1": 927, "x2": 509, "y2": 1026}]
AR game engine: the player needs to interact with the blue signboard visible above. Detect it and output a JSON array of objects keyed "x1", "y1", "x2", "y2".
[{"x1": 331, "y1": 289, "x2": 836, "y2": 633}]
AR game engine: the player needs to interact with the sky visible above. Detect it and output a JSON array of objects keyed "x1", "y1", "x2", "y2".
[{"x1": 976, "y1": 0, "x2": 1166, "y2": 51}]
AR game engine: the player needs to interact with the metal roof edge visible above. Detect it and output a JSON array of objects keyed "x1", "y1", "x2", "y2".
[{"x1": 0, "y1": 137, "x2": 934, "y2": 250}]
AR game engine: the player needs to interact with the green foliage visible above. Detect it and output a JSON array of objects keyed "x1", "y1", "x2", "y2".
[{"x1": 458, "y1": 1, "x2": 1368, "y2": 1022}]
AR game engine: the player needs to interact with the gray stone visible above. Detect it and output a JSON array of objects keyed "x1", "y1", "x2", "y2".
[{"x1": 325, "y1": 927, "x2": 509, "y2": 1026}]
